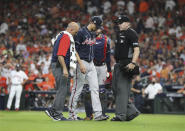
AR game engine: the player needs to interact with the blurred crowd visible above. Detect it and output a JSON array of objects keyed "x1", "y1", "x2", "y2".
[{"x1": 0, "y1": 0, "x2": 185, "y2": 111}]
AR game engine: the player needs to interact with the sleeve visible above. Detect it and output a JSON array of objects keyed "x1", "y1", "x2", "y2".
[
  {"x1": 57, "y1": 34, "x2": 70, "y2": 57},
  {"x1": 22, "y1": 71, "x2": 28, "y2": 80},
  {"x1": 158, "y1": 84, "x2": 163, "y2": 90},
  {"x1": 128, "y1": 29, "x2": 139, "y2": 48},
  {"x1": 74, "y1": 30, "x2": 84, "y2": 52},
  {"x1": 144, "y1": 85, "x2": 150, "y2": 94},
  {"x1": 106, "y1": 37, "x2": 111, "y2": 72}
]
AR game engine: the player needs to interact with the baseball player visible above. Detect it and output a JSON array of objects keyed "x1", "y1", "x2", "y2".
[
  {"x1": 6, "y1": 64, "x2": 28, "y2": 110},
  {"x1": 45, "y1": 22, "x2": 85, "y2": 121},
  {"x1": 68, "y1": 16, "x2": 107, "y2": 121},
  {"x1": 83, "y1": 28, "x2": 112, "y2": 120}
]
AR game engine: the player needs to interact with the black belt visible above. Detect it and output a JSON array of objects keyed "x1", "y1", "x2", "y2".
[
  {"x1": 94, "y1": 60, "x2": 105, "y2": 66},
  {"x1": 118, "y1": 59, "x2": 132, "y2": 66}
]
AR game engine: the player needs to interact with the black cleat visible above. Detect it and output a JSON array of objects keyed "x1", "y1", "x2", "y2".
[
  {"x1": 110, "y1": 117, "x2": 122, "y2": 121},
  {"x1": 126, "y1": 111, "x2": 140, "y2": 121},
  {"x1": 104, "y1": 114, "x2": 110, "y2": 119},
  {"x1": 77, "y1": 117, "x2": 84, "y2": 120},
  {"x1": 45, "y1": 108, "x2": 66, "y2": 121}
]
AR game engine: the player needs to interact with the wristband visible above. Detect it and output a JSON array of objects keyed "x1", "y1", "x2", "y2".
[{"x1": 131, "y1": 62, "x2": 137, "y2": 65}]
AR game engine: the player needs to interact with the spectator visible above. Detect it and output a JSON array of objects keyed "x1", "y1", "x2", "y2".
[
  {"x1": 127, "y1": 0, "x2": 135, "y2": 15},
  {"x1": 177, "y1": 84, "x2": 185, "y2": 95},
  {"x1": 139, "y1": 0, "x2": 149, "y2": 13},
  {"x1": 0, "y1": 72, "x2": 8, "y2": 110},
  {"x1": 142, "y1": 77, "x2": 163, "y2": 113},
  {"x1": 33, "y1": 72, "x2": 45, "y2": 90},
  {"x1": 131, "y1": 76, "x2": 144, "y2": 112},
  {"x1": 102, "y1": 0, "x2": 111, "y2": 14},
  {"x1": 0, "y1": 21, "x2": 8, "y2": 34},
  {"x1": 165, "y1": 0, "x2": 176, "y2": 11},
  {"x1": 145, "y1": 14, "x2": 154, "y2": 32}
]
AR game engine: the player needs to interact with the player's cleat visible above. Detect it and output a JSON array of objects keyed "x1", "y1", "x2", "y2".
[
  {"x1": 15, "y1": 108, "x2": 19, "y2": 111},
  {"x1": 77, "y1": 117, "x2": 84, "y2": 120},
  {"x1": 104, "y1": 114, "x2": 110, "y2": 119},
  {"x1": 5, "y1": 108, "x2": 10, "y2": 111},
  {"x1": 94, "y1": 115, "x2": 108, "y2": 121},
  {"x1": 110, "y1": 117, "x2": 122, "y2": 121},
  {"x1": 84, "y1": 116, "x2": 93, "y2": 121},
  {"x1": 59, "y1": 116, "x2": 69, "y2": 121},
  {"x1": 45, "y1": 108, "x2": 65, "y2": 121},
  {"x1": 126, "y1": 111, "x2": 140, "y2": 121}
]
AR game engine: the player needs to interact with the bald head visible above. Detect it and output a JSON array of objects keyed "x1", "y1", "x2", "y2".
[{"x1": 66, "y1": 22, "x2": 80, "y2": 36}]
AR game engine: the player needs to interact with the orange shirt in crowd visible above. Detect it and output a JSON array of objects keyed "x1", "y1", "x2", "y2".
[
  {"x1": 160, "y1": 67, "x2": 169, "y2": 79},
  {"x1": 0, "y1": 76, "x2": 8, "y2": 94},
  {"x1": 139, "y1": 1, "x2": 149, "y2": 13},
  {"x1": 37, "y1": 81, "x2": 54, "y2": 91},
  {"x1": 43, "y1": 73, "x2": 55, "y2": 87},
  {"x1": 24, "y1": 74, "x2": 37, "y2": 91}
]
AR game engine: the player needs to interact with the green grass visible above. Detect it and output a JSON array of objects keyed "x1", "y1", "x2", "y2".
[{"x1": 0, "y1": 111, "x2": 185, "y2": 131}]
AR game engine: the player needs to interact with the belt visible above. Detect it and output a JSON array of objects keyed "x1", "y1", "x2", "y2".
[
  {"x1": 83, "y1": 59, "x2": 92, "y2": 63},
  {"x1": 118, "y1": 59, "x2": 132, "y2": 66},
  {"x1": 12, "y1": 84, "x2": 21, "y2": 86},
  {"x1": 94, "y1": 60, "x2": 105, "y2": 66}
]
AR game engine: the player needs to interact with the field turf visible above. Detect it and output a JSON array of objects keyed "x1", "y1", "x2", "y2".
[{"x1": 0, "y1": 111, "x2": 185, "y2": 131}]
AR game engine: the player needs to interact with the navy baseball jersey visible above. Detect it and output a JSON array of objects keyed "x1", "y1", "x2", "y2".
[
  {"x1": 94, "y1": 34, "x2": 111, "y2": 72},
  {"x1": 74, "y1": 26, "x2": 96, "y2": 62},
  {"x1": 51, "y1": 33, "x2": 71, "y2": 69}
]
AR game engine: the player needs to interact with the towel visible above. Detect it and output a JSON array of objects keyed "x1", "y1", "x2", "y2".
[{"x1": 51, "y1": 31, "x2": 77, "y2": 76}]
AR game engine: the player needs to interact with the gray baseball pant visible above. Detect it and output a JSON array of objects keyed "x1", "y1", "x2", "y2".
[
  {"x1": 51, "y1": 62, "x2": 69, "y2": 113},
  {"x1": 68, "y1": 60, "x2": 102, "y2": 120},
  {"x1": 112, "y1": 63, "x2": 138, "y2": 121}
]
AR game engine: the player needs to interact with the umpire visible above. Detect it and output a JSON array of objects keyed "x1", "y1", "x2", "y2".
[{"x1": 111, "y1": 15, "x2": 140, "y2": 121}]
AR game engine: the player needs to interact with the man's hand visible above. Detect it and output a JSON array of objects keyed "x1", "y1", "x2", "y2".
[
  {"x1": 79, "y1": 63, "x2": 86, "y2": 74},
  {"x1": 63, "y1": 68, "x2": 69, "y2": 78},
  {"x1": 126, "y1": 63, "x2": 135, "y2": 70}
]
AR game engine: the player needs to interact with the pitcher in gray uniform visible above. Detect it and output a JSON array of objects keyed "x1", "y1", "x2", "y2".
[{"x1": 68, "y1": 16, "x2": 107, "y2": 121}]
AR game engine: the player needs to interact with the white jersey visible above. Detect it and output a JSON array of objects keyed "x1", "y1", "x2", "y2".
[
  {"x1": 144, "y1": 83, "x2": 162, "y2": 99},
  {"x1": 10, "y1": 70, "x2": 28, "y2": 85}
]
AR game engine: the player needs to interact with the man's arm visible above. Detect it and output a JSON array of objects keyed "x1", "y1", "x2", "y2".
[
  {"x1": 131, "y1": 87, "x2": 141, "y2": 94},
  {"x1": 58, "y1": 56, "x2": 68, "y2": 78},
  {"x1": 127, "y1": 29, "x2": 140, "y2": 70},
  {"x1": 105, "y1": 37, "x2": 111, "y2": 72},
  {"x1": 75, "y1": 52, "x2": 86, "y2": 74},
  {"x1": 132, "y1": 47, "x2": 140, "y2": 63}
]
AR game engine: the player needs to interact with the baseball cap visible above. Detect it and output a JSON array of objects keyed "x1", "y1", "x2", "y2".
[
  {"x1": 16, "y1": 64, "x2": 20, "y2": 68},
  {"x1": 116, "y1": 15, "x2": 130, "y2": 24},
  {"x1": 91, "y1": 16, "x2": 103, "y2": 29}
]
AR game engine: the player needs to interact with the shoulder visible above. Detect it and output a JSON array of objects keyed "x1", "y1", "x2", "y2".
[
  {"x1": 62, "y1": 34, "x2": 70, "y2": 39},
  {"x1": 78, "y1": 27, "x2": 86, "y2": 34},
  {"x1": 127, "y1": 28, "x2": 138, "y2": 37},
  {"x1": 104, "y1": 35, "x2": 111, "y2": 44},
  {"x1": 20, "y1": 70, "x2": 26, "y2": 75},
  {"x1": 11, "y1": 70, "x2": 15, "y2": 74},
  {"x1": 156, "y1": 83, "x2": 162, "y2": 88}
]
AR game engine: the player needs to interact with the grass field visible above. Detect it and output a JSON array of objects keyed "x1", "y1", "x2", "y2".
[{"x1": 0, "y1": 111, "x2": 185, "y2": 131}]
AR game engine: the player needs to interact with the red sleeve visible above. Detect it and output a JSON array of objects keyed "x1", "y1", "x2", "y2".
[{"x1": 57, "y1": 34, "x2": 70, "y2": 56}]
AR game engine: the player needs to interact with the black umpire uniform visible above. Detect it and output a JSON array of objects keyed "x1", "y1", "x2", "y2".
[{"x1": 111, "y1": 15, "x2": 140, "y2": 121}]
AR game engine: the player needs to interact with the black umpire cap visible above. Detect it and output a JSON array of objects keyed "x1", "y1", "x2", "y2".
[
  {"x1": 91, "y1": 16, "x2": 103, "y2": 29},
  {"x1": 116, "y1": 15, "x2": 130, "y2": 24}
]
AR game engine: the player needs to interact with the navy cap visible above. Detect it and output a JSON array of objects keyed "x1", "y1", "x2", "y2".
[
  {"x1": 91, "y1": 16, "x2": 103, "y2": 29},
  {"x1": 116, "y1": 15, "x2": 130, "y2": 24}
]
